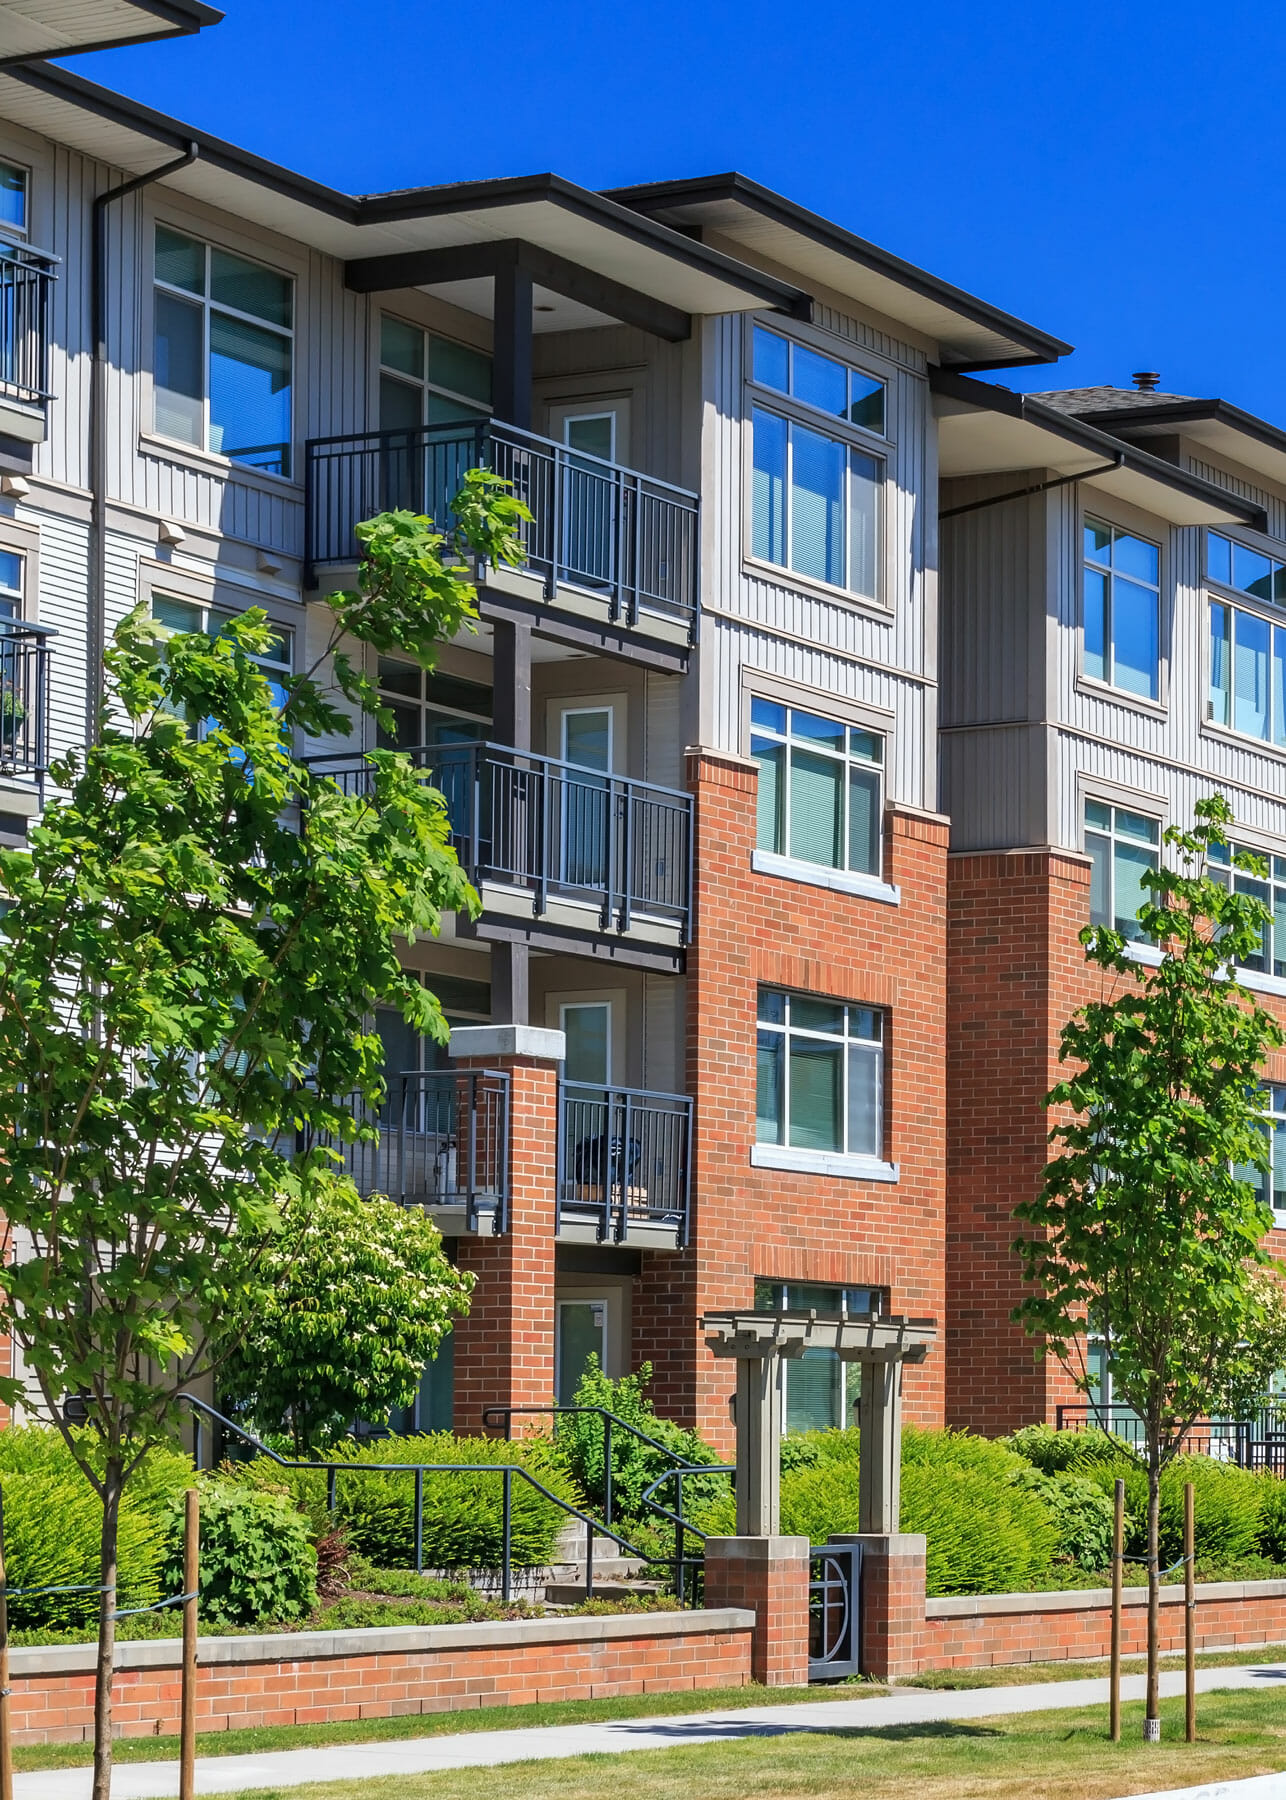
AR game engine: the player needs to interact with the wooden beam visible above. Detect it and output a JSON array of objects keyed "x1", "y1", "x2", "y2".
[{"x1": 344, "y1": 237, "x2": 691, "y2": 342}]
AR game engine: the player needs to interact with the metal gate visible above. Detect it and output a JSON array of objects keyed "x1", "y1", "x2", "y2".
[{"x1": 808, "y1": 1543, "x2": 861, "y2": 1680}]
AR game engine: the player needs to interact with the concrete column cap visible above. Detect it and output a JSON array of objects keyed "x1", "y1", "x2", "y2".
[
  {"x1": 704, "y1": 1535, "x2": 811, "y2": 1562},
  {"x1": 827, "y1": 1532, "x2": 927, "y2": 1556},
  {"x1": 448, "y1": 1025, "x2": 566, "y2": 1062}
]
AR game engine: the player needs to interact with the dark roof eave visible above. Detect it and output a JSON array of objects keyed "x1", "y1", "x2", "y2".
[
  {"x1": 1062, "y1": 396, "x2": 1286, "y2": 466},
  {"x1": 932, "y1": 367, "x2": 1267, "y2": 528},
  {"x1": 0, "y1": 0, "x2": 222, "y2": 68},
  {"x1": 606, "y1": 171, "x2": 1073, "y2": 369}
]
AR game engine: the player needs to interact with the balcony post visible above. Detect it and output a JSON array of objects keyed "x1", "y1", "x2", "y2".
[
  {"x1": 491, "y1": 255, "x2": 533, "y2": 432},
  {"x1": 490, "y1": 618, "x2": 533, "y2": 1025}
]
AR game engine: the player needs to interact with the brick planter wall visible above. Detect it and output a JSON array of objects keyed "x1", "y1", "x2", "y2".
[
  {"x1": 925, "y1": 1579, "x2": 1286, "y2": 1669},
  {"x1": 10, "y1": 1609, "x2": 755, "y2": 1745}
]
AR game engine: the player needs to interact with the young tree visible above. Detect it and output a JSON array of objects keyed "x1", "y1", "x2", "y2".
[
  {"x1": 218, "y1": 1175, "x2": 473, "y2": 1452},
  {"x1": 0, "y1": 481, "x2": 525, "y2": 1800},
  {"x1": 1015, "y1": 793, "x2": 1286, "y2": 1742}
]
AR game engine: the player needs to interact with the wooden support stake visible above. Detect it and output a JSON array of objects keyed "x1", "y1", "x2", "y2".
[
  {"x1": 0, "y1": 1485, "x2": 12, "y2": 1800},
  {"x1": 179, "y1": 1488, "x2": 199, "y2": 1800},
  {"x1": 1110, "y1": 1476, "x2": 1124, "y2": 1743},
  {"x1": 1184, "y1": 1479, "x2": 1196, "y2": 1743}
]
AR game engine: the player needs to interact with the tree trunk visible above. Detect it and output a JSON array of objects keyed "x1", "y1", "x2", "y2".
[
  {"x1": 1145, "y1": 1440, "x2": 1161, "y2": 1741},
  {"x1": 91, "y1": 1459, "x2": 122, "y2": 1800}
]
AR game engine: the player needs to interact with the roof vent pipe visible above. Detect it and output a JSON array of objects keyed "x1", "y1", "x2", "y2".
[{"x1": 1132, "y1": 370, "x2": 1161, "y2": 392}]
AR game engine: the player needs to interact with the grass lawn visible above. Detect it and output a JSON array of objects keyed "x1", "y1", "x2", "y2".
[{"x1": 222, "y1": 1690, "x2": 1286, "y2": 1800}]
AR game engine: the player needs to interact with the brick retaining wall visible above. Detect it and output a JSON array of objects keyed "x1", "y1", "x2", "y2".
[
  {"x1": 925, "y1": 1579, "x2": 1286, "y2": 1668},
  {"x1": 10, "y1": 1609, "x2": 755, "y2": 1745}
]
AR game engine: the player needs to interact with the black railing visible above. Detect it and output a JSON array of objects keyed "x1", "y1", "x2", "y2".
[
  {"x1": 310, "y1": 740, "x2": 693, "y2": 942},
  {"x1": 303, "y1": 1068, "x2": 511, "y2": 1234},
  {"x1": 1056, "y1": 1403, "x2": 1286, "y2": 1475},
  {"x1": 557, "y1": 1082, "x2": 692, "y2": 1246},
  {"x1": 0, "y1": 242, "x2": 56, "y2": 412},
  {"x1": 304, "y1": 416, "x2": 698, "y2": 636},
  {"x1": 0, "y1": 620, "x2": 54, "y2": 778}
]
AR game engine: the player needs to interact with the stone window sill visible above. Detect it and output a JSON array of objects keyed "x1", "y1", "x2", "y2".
[
  {"x1": 750, "y1": 849, "x2": 900, "y2": 906},
  {"x1": 750, "y1": 1143, "x2": 899, "y2": 1182}
]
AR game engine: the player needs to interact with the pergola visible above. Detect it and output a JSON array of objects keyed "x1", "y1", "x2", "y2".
[{"x1": 702, "y1": 1310, "x2": 938, "y2": 1537}]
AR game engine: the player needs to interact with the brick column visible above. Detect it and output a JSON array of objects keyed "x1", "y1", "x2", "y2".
[
  {"x1": 703, "y1": 1536, "x2": 810, "y2": 1687},
  {"x1": 448, "y1": 1025, "x2": 562, "y2": 1436},
  {"x1": 832, "y1": 1532, "x2": 926, "y2": 1679}
]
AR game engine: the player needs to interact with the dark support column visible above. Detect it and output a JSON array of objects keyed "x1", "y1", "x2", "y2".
[
  {"x1": 492, "y1": 258, "x2": 533, "y2": 431},
  {"x1": 490, "y1": 615, "x2": 533, "y2": 1027}
]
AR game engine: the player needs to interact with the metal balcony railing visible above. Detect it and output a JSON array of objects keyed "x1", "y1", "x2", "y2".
[
  {"x1": 557, "y1": 1081, "x2": 693, "y2": 1247},
  {"x1": 0, "y1": 242, "x2": 56, "y2": 412},
  {"x1": 304, "y1": 1067, "x2": 511, "y2": 1234},
  {"x1": 310, "y1": 740, "x2": 693, "y2": 942},
  {"x1": 304, "y1": 416, "x2": 698, "y2": 637},
  {"x1": 1056, "y1": 1403, "x2": 1286, "y2": 1474},
  {"x1": 0, "y1": 620, "x2": 54, "y2": 778}
]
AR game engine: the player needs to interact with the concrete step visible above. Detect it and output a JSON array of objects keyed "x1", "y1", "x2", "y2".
[{"x1": 543, "y1": 1577, "x2": 666, "y2": 1605}]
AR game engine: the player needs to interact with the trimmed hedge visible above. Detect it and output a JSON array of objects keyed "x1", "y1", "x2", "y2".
[{"x1": 228, "y1": 1432, "x2": 582, "y2": 1569}]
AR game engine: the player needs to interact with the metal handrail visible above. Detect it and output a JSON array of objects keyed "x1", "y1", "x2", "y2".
[
  {"x1": 1055, "y1": 1403, "x2": 1286, "y2": 1472},
  {"x1": 308, "y1": 739, "x2": 693, "y2": 942},
  {"x1": 557, "y1": 1081, "x2": 693, "y2": 1246},
  {"x1": 177, "y1": 1394, "x2": 672, "y2": 1604},
  {"x1": 0, "y1": 617, "x2": 56, "y2": 780},
  {"x1": 303, "y1": 415, "x2": 698, "y2": 636},
  {"x1": 0, "y1": 241, "x2": 57, "y2": 410}
]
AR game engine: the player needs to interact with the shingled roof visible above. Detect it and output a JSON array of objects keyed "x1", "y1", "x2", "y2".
[{"x1": 1030, "y1": 385, "x2": 1196, "y2": 415}]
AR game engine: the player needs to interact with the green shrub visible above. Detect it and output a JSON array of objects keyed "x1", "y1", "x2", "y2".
[
  {"x1": 1257, "y1": 1474, "x2": 1286, "y2": 1562},
  {"x1": 0, "y1": 1430, "x2": 191, "y2": 1631},
  {"x1": 161, "y1": 1481, "x2": 317, "y2": 1627},
  {"x1": 1079, "y1": 1455, "x2": 1267, "y2": 1567},
  {"x1": 1006, "y1": 1423, "x2": 1139, "y2": 1473},
  {"x1": 559, "y1": 1360, "x2": 728, "y2": 1526},
  {"x1": 229, "y1": 1433, "x2": 581, "y2": 1569},
  {"x1": 1012, "y1": 1468, "x2": 1115, "y2": 1570}
]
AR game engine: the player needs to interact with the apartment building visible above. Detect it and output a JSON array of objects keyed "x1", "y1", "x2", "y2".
[
  {"x1": 3, "y1": 6, "x2": 1281, "y2": 1452},
  {"x1": 938, "y1": 374, "x2": 1286, "y2": 1435}
]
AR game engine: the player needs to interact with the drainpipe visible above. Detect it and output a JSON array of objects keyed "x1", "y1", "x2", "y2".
[{"x1": 87, "y1": 143, "x2": 199, "y2": 741}]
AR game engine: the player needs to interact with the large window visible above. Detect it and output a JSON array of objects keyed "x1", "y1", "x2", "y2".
[
  {"x1": 750, "y1": 698, "x2": 883, "y2": 877},
  {"x1": 0, "y1": 161, "x2": 26, "y2": 237},
  {"x1": 1206, "y1": 534, "x2": 1286, "y2": 746},
  {"x1": 749, "y1": 325, "x2": 884, "y2": 598},
  {"x1": 756, "y1": 990, "x2": 882, "y2": 1157},
  {"x1": 1083, "y1": 518, "x2": 1161, "y2": 701},
  {"x1": 1243, "y1": 1084, "x2": 1286, "y2": 1227},
  {"x1": 152, "y1": 596, "x2": 292, "y2": 709},
  {"x1": 1209, "y1": 840, "x2": 1286, "y2": 979},
  {"x1": 153, "y1": 225, "x2": 294, "y2": 477},
  {"x1": 755, "y1": 1280, "x2": 886, "y2": 1434},
  {"x1": 379, "y1": 316, "x2": 492, "y2": 429},
  {"x1": 376, "y1": 660, "x2": 492, "y2": 752},
  {"x1": 1085, "y1": 800, "x2": 1160, "y2": 941},
  {"x1": 0, "y1": 549, "x2": 23, "y2": 622}
]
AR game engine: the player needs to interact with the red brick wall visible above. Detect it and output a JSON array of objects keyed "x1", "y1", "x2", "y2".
[
  {"x1": 637, "y1": 751, "x2": 948, "y2": 1451},
  {"x1": 453, "y1": 1056, "x2": 558, "y2": 1434},
  {"x1": 925, "y1": 1582, "x2": 1286, "y2": 1669},
  {"x1": 703, "y1": 1538, "x2": 810, "y2": 1687},
  {"x1": 12, "y1": 1616, "x2": 754, "y2": 1745}
]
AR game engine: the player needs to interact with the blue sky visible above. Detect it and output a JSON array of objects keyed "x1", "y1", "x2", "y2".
[{"x1": 70, "y1": 0, "x2": 1286, "y2": 419}]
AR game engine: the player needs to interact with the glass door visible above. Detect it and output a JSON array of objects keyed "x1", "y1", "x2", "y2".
[
  {"x1": 559, "y1": 705, "x2": 613, "y2": 892},
  {"x1": 556, "y1": 1297, "x2": 609, "y2": 1405},
  {"x1": 555, "y1": 408, "x2": 620, "y2": 590}
]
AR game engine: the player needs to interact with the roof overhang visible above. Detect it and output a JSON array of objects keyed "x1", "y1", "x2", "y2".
[
  {"x1": 605, "y1": 173, "x2": 1072, "y2": 371},
  {"x1": 0, "y1": 67, "x2": 811, "y2": 334},
  {"x1": 933, "y1": 368, "x2": 1266, "y2": 529},
  {"x1": 1056, "y1": 398, "x2": 1286, "y2": 495},
  {"x1": 0, "y1": 0, "x2": 220, "y2": 66}
]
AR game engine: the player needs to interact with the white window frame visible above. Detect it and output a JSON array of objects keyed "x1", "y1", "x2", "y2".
[
  {"x1": 755, "y1": 988, "x2": 884, "y2": 1162},
  {"x1": 749, "y1": 696, "x2": 884, "y2": 880},
  {"x1": 0, "y1": 158, "x2": 28, "y2": 241},
  {"x1": 1205, "y1": 540, "x2": 1286, "y2": 749},
  {"x1": 1209, "y1": 838, "x2": 1286, "y2": 983},
  {"x1": 1081, "y1": 514, "x2": 1163, "y2": 702},
  {"x1": 152, "y1": 224, "x2": 295, "y2": 477},
  {"x1": 0, "y1": 546, "x2": 25, "y2": 622},
  {"x1": 745, "y1": 322, "x2": 887, "y2": 603},
  {"x1": 1084, "y1": 798, "x2": 1162, "y2": 943}
]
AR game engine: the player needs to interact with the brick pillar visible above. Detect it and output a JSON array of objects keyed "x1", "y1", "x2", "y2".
[
  {"x1": 703, "y1": 1536, "x2": 810, "y2": 1687},
  {"x1": 448, "y1": 1025, "x2": 562, "y2": 1436},
  {"x1": 832, "y1": 1532, "x2": 926, "y2": 1679}
]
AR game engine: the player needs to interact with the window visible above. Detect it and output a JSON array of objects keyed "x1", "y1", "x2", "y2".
[
  {"x1": 749, "y1": 325, "x2": 884, "y2": 598},
  {"x1": 0, "y1": 162, "x2": 26, "y2": 238},
  {"x1": 1209, "y1": 841, "x2": 1286, "y2": 978},
  {"x1": 750, "y1": 698, "x2": 883, "y2": 876},
  {"x1": 151, "y1": 596, "x2": 292, "y2": 710},
  {"x1": 1085, "y1": 800, "x2": 1160, "y2": 941},
  {"x1": 0, "y1": 550, "x2": 23, "y2": 622},
  {"x1": 375, "y1": 660, "x2": 492, "y2": 752},
  {"x1": 755, "y1": 1280, "x2": 886, "y2": 1434},
  {"x1": 378, "y1": 316, "x2": 492, "y2": 429},
  {"x1": 1083, "y1": 518, "x2": 1161, "y2": 700},
  {"x1": 1242, "y1": 1085, "x2": 1286, "y2": 1228},
  {"x1": 153, "y1": 225, "x2": 293, "y2": 476},
  {"x1": 756, "y1": 990, "x2": 882, "y2": 1157},
  {"x1": 1206, "y1": 535, "x2": 1286, "y2": 746}
]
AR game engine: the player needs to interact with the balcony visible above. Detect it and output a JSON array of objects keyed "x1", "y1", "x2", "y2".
[
  {"x1": 0, "y1": 243, "x2": 56, "y2": 441},
  {"x1": 309, "y1": 1068, "x2": 511, "y2": 1235},
  {"x1": 312, "y1": 741, "x2": 693, "y2": 954},
  {"x1": 556, "y1": 1082, "x2": 693, "y2": 1248},
  {"x1": 0, "y1": 620, "x2": 54, "y2": 780},
  {"x1": 303, "y1": 418, "x2": 698, "y2": 649}
]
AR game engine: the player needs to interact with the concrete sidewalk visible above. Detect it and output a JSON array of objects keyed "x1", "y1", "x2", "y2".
[{"x1": 16, "y1": 1660, "x2": 1286, "y2": 1800}]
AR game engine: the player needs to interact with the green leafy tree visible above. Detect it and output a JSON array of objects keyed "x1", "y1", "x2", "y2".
[
  {"x1": 218, "y1": 1176, "x2": 473, "y2": 1451},
  {"x1": 0, "y1": 479, "x2": 525, "y2": 1800},
  {"x1": 1015, "y1": 792, "x2": 1286, "y2": 1740}
]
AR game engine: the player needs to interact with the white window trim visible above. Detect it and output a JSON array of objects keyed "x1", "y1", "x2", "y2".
[
  {"x1": 1079, "y1": 508, "x2": 1166, "y2": 709},
  {"x1": 1205, "y1": 589, "x2": 1286, "y2": 751},
  {"x1": 751, "y1": 847, "x2": 899, "y2": 905},
  {"x1": 750, "y1": 1143, "x2": 899, "y2": 1182}
]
